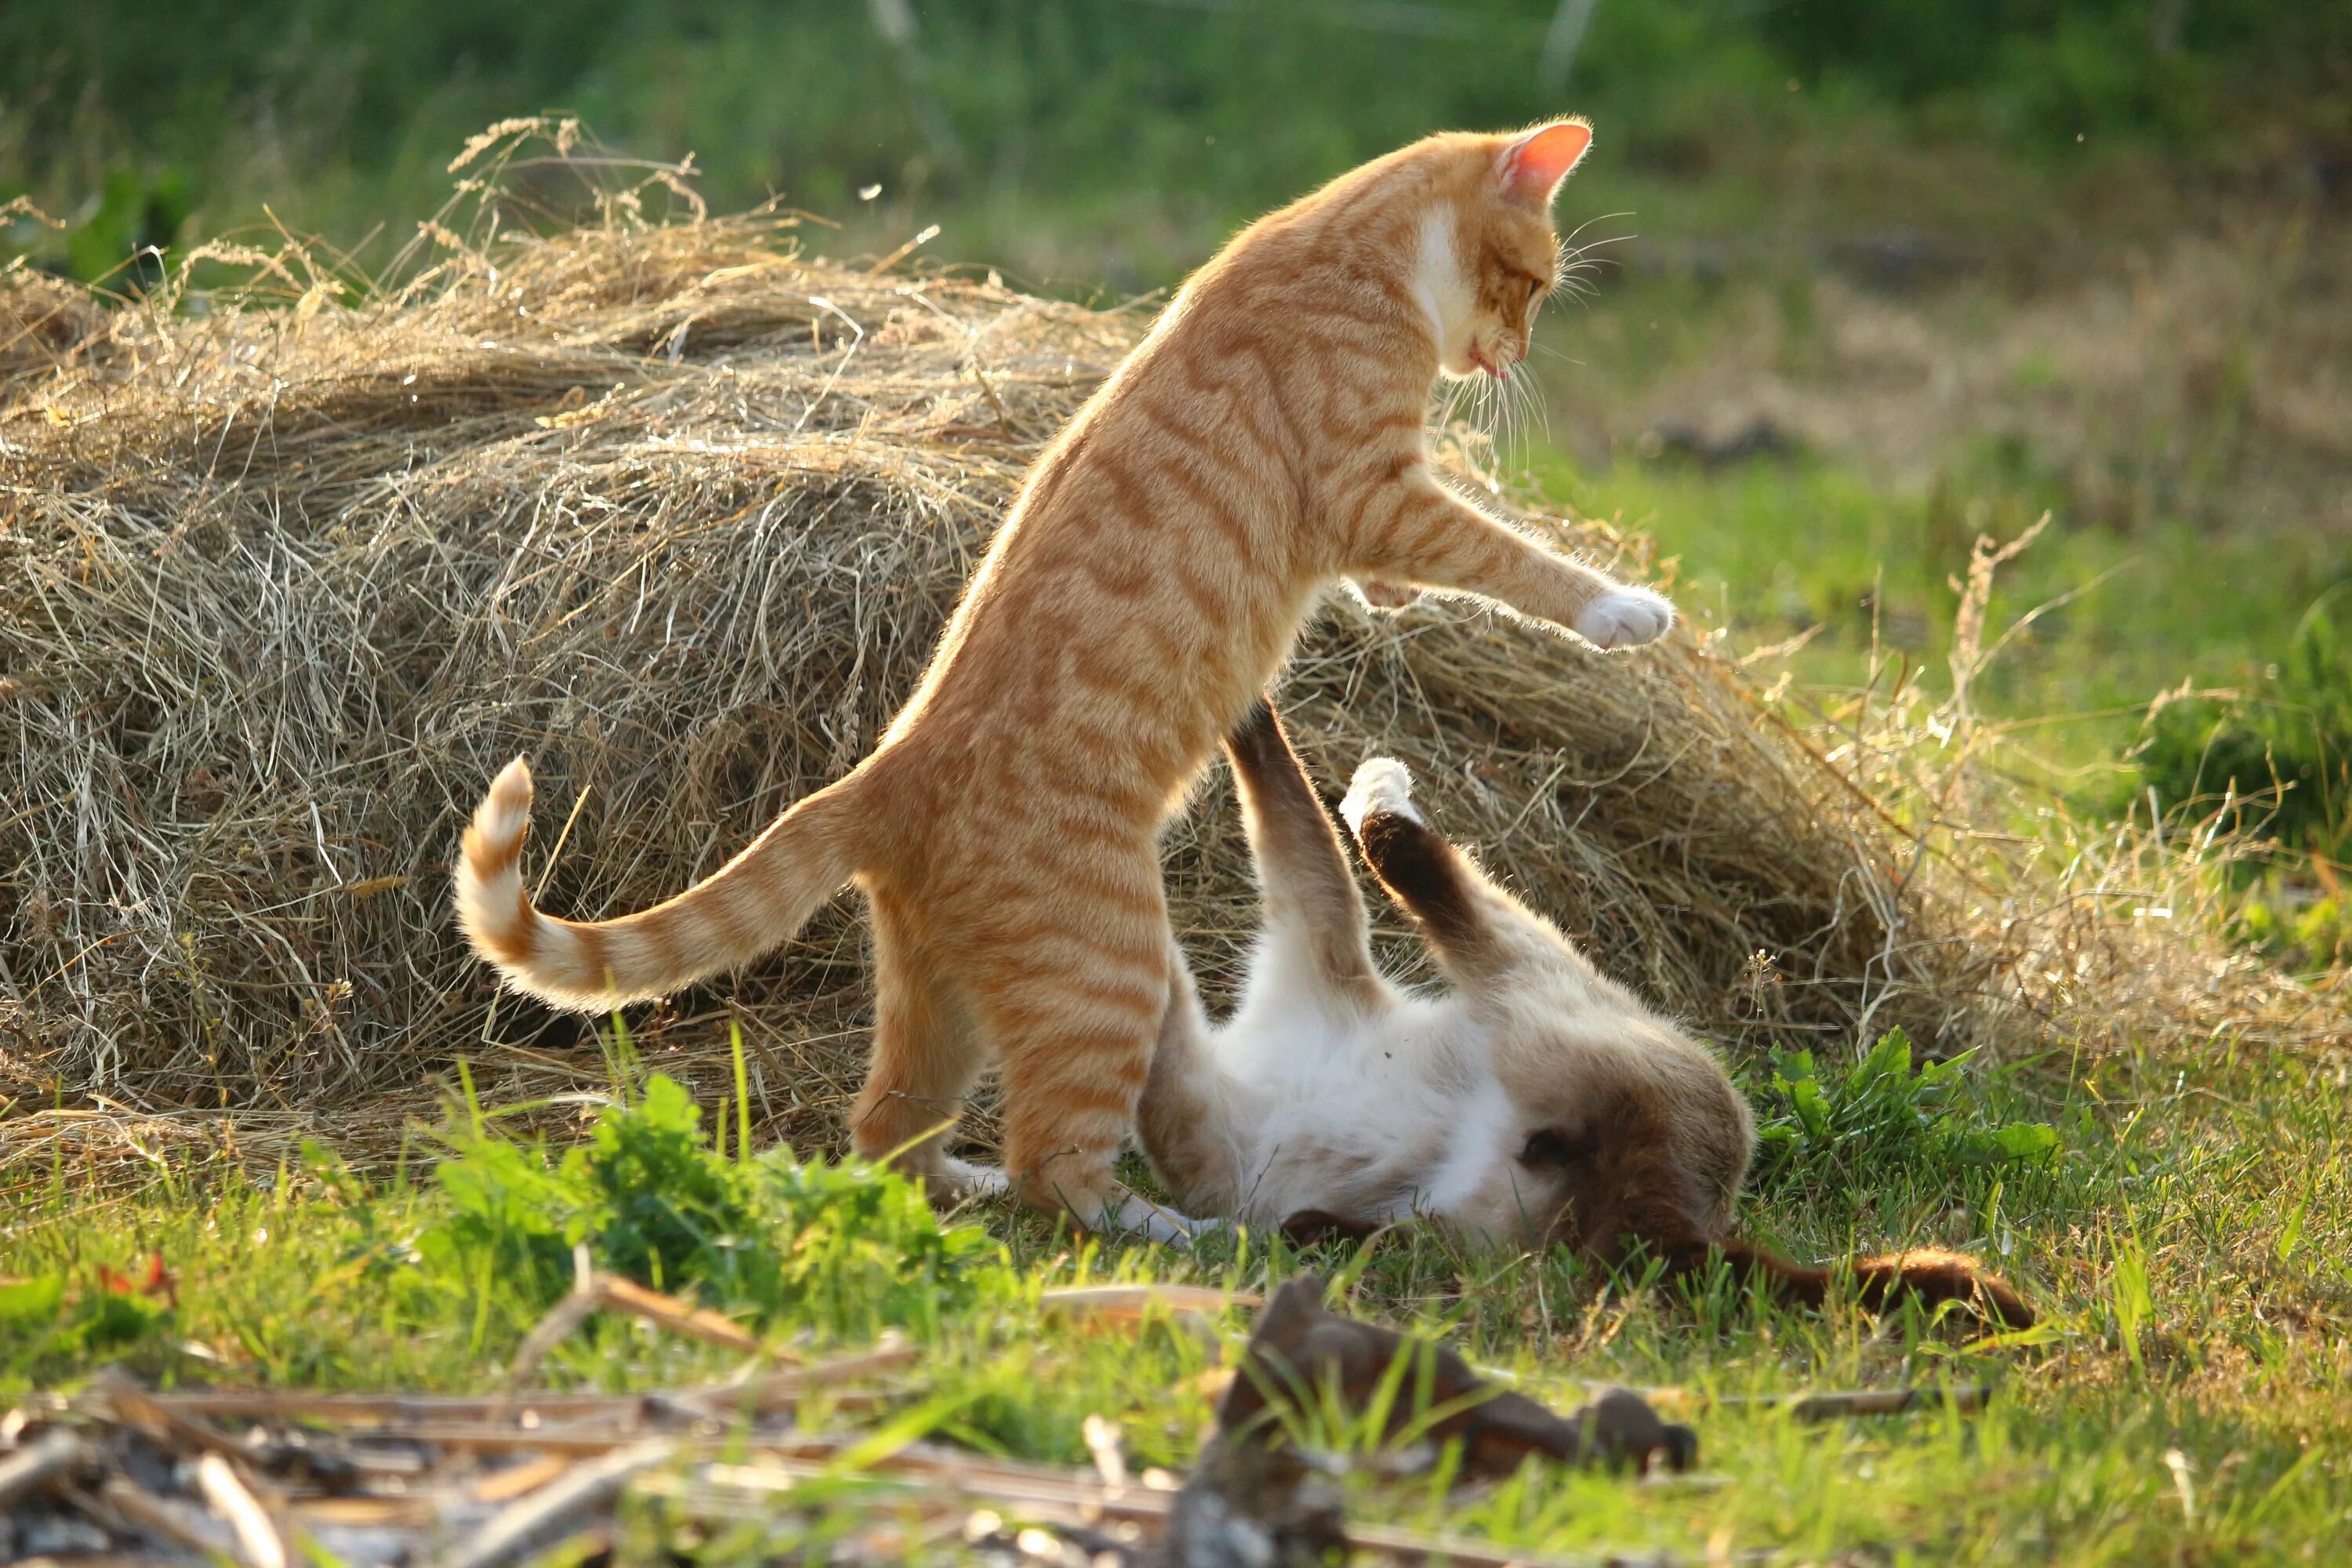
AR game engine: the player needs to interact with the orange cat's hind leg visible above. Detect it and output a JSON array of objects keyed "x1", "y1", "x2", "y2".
[
  {"x1": 967, "y1": 893, "x2": 1207, "y2": 1242},
  {"x1": 848, "y1": 893, "x2": 1000, "y2": 1203}
]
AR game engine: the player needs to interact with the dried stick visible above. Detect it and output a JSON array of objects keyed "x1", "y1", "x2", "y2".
[
  {"x1": 196, "y1": 1452, "x2": 291, "y2": 1568},
  {"x1": 1038, "y1": 1284, "x2": 1259, "y2": 1322},
  {"x1": 93, "y1": 1475, "x2": 237, "y2": 1558},
  {"x1": 444, "y1": 1439, "x2": 677, "y2": 1568},
  {"x1": 0, "y1": 1428, "x2": 96, "y2": 1508}
]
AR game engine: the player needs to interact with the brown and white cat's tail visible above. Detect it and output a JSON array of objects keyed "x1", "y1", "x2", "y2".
[
  {"x1": 1674, "y1": 1240, "x2": 2036, "y2": 1330},
  {"x1": 456, "y1": 758, "x2": 866, "y2": 1011}
]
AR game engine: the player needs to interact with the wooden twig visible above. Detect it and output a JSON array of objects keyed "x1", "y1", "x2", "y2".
[
  {"x1": 1621, "y1": 1381, "x2": 1995, "y2": 1421},
  {"x1": 663, "y1": 1448, "x2": 1714, "y2": 1568},
  {"x1": 593, "y1": 1276, "x2": 762, "y2": 1355},
  {"x1": 444, "y1": 1438, "x2": 677, "y2": 1568},
  {"x1": 686, "y1": 1330, "x2": 917, "y2": 1417},
  {"x1": 98, "y1": 1382, "x2": 252, "y2": 1463},
  {"x1": 144, "y1": 1389, "x2": 670, "y2": 1425},
  {"x1": 93, "y1": 1475, "x2": 237, "y2": 1558},
  {"x1": 508, "y1": 1260, "x2": 764, "y2": 1385},
  {"x1": 1766, "y1": 1384, "x2": 1993, "y2": 1421},
  {"x1": 158, "y1": 1335, "x2": 914, "y2": 1435},
  {"x1": 196, "y1": 1452, "x2": 291, "y2": 1568},
  {"x1": 1037, "y1": 1284, "x2": 1259, "y2": 1322},
  {"x1": 504, "y1": 1259, "x2": 602, "y2": 1385},
  {"x1": 1080, "y1": 1413, "x2": 1128, "y2": 1490},
  {"x1": 0, "y1": 1428, "x2": 96, "y2": 1510}
]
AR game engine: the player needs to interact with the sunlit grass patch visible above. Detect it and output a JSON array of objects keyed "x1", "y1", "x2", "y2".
[{"x1": 9, "y1": 1025, "x2": 2348, "y2": 1563}]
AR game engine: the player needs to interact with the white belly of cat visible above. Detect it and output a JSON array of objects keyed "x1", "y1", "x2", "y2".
[{"x1": 1210, "y1": 990, "x2": 1514, "y2": 1225}]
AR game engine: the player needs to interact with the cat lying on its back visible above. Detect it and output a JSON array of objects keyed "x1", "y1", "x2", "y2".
[{"x1": 1141, "y1": 702, "x2": 2033, "y2": 1328}]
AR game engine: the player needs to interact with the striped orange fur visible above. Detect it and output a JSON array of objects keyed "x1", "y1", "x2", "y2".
[{"x1": 455, "y1": 119, "x2": 1673, "y2": 1233}]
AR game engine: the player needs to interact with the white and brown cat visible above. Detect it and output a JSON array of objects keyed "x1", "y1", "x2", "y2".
[
  {"x1": 1140, "y1": 701, "x2": 2034, "y2": 1327},
  {"x1": 458, "y1": 120, "x2": 1674, "y2": 1236}
]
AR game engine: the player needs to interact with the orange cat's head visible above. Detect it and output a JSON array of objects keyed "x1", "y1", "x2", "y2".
[{"x1": 1411, "y1": 119, "x2": 1594, "y2": 380}]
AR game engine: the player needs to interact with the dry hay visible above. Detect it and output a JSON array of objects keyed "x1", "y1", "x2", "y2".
[{"x1": 3, "y1": 148, "x2": 2342, "y2": 1160}]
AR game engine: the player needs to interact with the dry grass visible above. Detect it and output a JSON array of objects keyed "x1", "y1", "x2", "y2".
[
  {"x1": 1550, "y1": 214, "x2": 2352, "y2": 565},
  {"x1": 2, "y1": 129, "x2": 2341, "y2": 1163}
]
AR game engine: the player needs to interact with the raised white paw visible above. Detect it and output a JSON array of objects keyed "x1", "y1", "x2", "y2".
[
  {"x1": 1341, "y1": 757, "x2": 1422, "y2": 833},
  {"x1": 1574, "y1": 585, "x2": 1675, "y2": 650}
]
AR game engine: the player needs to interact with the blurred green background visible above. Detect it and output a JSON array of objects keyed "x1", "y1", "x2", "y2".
[
  {"x1": 5, "y1": 0, "x2": 2348, "y2": 960},
  {"x1": 5, "y1": 1, "x2": 2347, "y2": 282}
]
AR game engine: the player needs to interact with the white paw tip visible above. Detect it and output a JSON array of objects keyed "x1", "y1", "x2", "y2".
[
  {"x1": 1341, "y1": 757, "x2": 1421, "y2": 831},
  {"x1": 1575, "y1": 586, "x2": 1675, "y2": 650}
]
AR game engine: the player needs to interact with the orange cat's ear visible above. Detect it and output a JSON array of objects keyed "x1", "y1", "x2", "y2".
[{"x1": 1496, "y1": 119, "x2": 1593, "y2": 209}]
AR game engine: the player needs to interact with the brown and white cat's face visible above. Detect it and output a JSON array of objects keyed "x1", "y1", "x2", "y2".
[
  {"x1": 1450, "y1": 985, "x2": 1755, "y2": 1257},
  {"x1": 1417, "y1": 121, "x2": 1592, "y2": 380}
]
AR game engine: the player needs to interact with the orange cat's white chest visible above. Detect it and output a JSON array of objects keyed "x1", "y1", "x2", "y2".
[{"x1": 1411, "y1": 212, "x2": 1474, "y2": 368}]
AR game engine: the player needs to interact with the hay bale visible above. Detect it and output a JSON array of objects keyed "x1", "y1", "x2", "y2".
[
  {"x1": 2, "y1": 201, "x2": 2338, "y2": 1151},
  {"x1": 1, "y1": 263, "x2": 108, "y2": 394}
]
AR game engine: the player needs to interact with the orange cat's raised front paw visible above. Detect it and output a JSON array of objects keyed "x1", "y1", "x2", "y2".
[{"x1": 1574, "y1": 585, "x2": 1675, "y2": 650}]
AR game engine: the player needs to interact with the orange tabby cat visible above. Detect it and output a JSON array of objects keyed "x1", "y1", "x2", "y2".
[{"x1": 456, "y1": 118, "x2": 1674, "y2": 1236}]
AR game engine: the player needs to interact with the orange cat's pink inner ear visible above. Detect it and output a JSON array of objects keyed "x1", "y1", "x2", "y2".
[{"x1": 1497, "y1": 120, "x2": 1593, "y2": 208}]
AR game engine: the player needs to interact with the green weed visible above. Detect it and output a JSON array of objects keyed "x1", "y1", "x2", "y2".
[
  {"x1": 4, "y1": 1033, "x2": 2352, "y2": 1561},
  {"x1": 1749, "y1": 1029, "x2": 2060, "y2": 1194},
  {"x1": 422, "y1": 1069, "x2": 1007, "y2": 1340}
]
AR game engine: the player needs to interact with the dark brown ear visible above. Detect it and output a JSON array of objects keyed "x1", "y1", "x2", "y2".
[{"x1": 1667, "y1": 1239, "x2": 2034, "y2": 1330}]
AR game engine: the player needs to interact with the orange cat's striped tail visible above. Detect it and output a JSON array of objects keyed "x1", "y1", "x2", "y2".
[{"x1": 455, "y1": 759, "x2": 866, "y2": 1010}]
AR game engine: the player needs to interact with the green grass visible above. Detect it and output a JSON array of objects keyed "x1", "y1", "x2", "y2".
[
  {"x1": 1538, "y1": 453, "x2": 2339, "y2": 763},
  {"x1": 7, "y1": 1023, "x2": 2350, "y2": 1563},
  {"x1": 9, "y1": 1, "x2": 2346, "y2": 292}
]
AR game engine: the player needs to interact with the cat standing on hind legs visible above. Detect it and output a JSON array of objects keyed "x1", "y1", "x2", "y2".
[{"x1": 456, "y1": 118, "x2": 1673, "y2": 1237}]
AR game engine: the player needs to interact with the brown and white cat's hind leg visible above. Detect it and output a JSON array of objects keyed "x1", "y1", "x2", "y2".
[
  {"x1": 1137, "y1": 929, "x2": 1244, "y2": 1218},
  {"x1": 1338, "y1": 755, "x2": 1570, "y2": 988},
  {"x1": 1223, "y1": 699, "x2": 1392, "y2": 1017}
]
